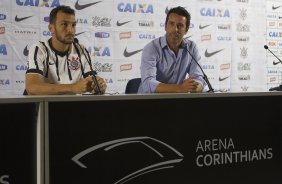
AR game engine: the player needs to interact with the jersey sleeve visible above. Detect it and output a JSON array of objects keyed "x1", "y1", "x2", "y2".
[{"x1": 26, "y1": 43, "x2": 46, "y2": 76}]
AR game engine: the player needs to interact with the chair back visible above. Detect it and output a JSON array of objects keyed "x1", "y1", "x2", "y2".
[
  {"x1": 23, "y1": 89, "x2": 28, "y2": 95},
  {"x1": 125, "y1": 78, "x2": 141, "y2": 94}
]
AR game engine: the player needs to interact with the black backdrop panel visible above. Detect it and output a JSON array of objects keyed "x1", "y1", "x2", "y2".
[
  {"x1": 0, "y1": 103, "x2": 38, "y2": 184},
  {"x1": 48, "y1": 96, "x2": 282, "y2": 184}
]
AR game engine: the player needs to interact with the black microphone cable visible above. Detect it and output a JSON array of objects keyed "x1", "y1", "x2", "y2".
[
  {"x1": 92, "y1": 70, "x2": 101, "y2": 95},
  {"x1": 74, "y1": 37, "x2": 101, "y2": 94},
  {"x1": 264, "y1": 45, "x2": 282, "y2": 91},
  {"x1": 184, "y1": 44, "x2": 214, "y2": 92}
]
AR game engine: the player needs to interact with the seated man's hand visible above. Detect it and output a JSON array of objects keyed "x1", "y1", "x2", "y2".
[
  {"x1": 72, "y1": 75, "x2": 94, "y2": 94},
  {"x1": 94, "y1": 76, "x2": 107, "y2": 94},
  {"x1": 180, "y1": 77, "x2": 198, "y2": 93}
]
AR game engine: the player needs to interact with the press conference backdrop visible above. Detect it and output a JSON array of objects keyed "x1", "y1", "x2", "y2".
[{"x1": 0, "y1": 0, "x2": 282, "y2": 94}]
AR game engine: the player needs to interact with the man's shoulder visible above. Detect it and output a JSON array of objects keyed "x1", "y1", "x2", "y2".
[
  {"x1": 30, "y1": 40, "x2": 49, "y2": 49},
  {"x1": 28, "y1": 40, "x2": 50, "y2": 54},
  {"x1": 144, "y1": 36, "x2": 162, "y2": 48}
]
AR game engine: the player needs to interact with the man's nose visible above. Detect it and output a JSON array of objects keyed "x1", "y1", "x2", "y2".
[
  {"x1": 67, "y1": 25, "x2": 75, "y2": 33},
  {"x1": 173, "y1": 24, "x2": 181, "y2": 33},
  {"x1": 174, "y1": 25, "x2": 179, "y2": 31}
]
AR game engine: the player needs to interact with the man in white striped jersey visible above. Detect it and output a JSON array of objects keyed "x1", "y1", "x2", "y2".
[{"x1": 25, "y1": 5, "x2": 106, "y2": 95}]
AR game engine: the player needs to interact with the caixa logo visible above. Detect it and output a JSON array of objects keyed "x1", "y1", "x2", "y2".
[
  {"x1": 138, "y1": 33, "x2": 156, "y2": 40},
  {"x1": 0, "y1": 44, "x2": 7, "y2": 55},
  {"x1": 16, "y1": 65, "x2": 27, "y2": 71},
  {"x1": 88, "y1": 46, "x2": 110, "y2": 57},
  {"x1": 0, "y1": 14, "x2": 6, "y2": 20},
  {"x1": 0, "y1": 175, "x2": 9, "y2": 184},
  {"x1": 117, "y1": 3, "x2": 153, "y2": 13},
  {"x1": 0, "y1": 79, "x2": 10, "y2": 85},
  {"x1": 0, "y1": 64, "x2": 7, "y2": 71},
  {"x1": 43, "y1": 30, "x2": 51, "y2": 37},
  {"x1": 200, "y1": 8, "x2": 230, "y2": 18},
  {"x1": 16, "y1": 0, "x2": 60, "y2": 8},
  {"x1": 105, "y1": 78, "x2": 113, "y2": 84},
  {"x1": 268, "y1": 31, "x2": 282, "y2": 38},
  {"x1": 76, "y1": 18, "x2": 88, "y2": 25}
]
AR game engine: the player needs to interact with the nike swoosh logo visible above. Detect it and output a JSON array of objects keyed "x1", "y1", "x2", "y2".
[
  {"x1": 49, "y1": 62, "x2": 55, "y2": 65},
  {"x1": 75, "y1": 0, "x2": 102, "y2": 10},
  {"x1": 75, "y1": 31, "x2": 86, "y2": 36},
  {"x1": 15, "y1": 15, "x2": 33, "y2": 22},
  {"x1": 199, "y1": 24, "x2": 211, "y2": 30},
  {"x1": 273, "y1": 61, "x2": 281, "y2": 65},
  {"x1": 272, "y1": 5, "x2": 282, "y2": 10},
  {"x1": 23, "y1": 45, "x2": 29, "y2": 56},
  {"x1": 123, "y1": 48, "x2": 143, "y2": 57},
  {"x1": 116, "y1": 21, "x2": 132, "y2": 27},
  {"x1": 219, "y1": 76, "x2": 230, "y2": 81},
  {"x1": 205, "y1": 49, "x2": 224, "y2": 57}
]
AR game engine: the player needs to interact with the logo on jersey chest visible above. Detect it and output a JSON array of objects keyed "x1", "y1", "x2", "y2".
[{"x1": 68, "y1": 55, "x2": 80, "y2": 70}]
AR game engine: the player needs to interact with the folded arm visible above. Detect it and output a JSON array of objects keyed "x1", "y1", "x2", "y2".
[{"x1": 25, "y1": 74, "x2": 94, "y2": 95}]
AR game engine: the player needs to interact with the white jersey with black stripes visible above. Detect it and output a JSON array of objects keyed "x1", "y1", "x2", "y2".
[{"x1": 26, "y1": 39, "x2": 94, "y2": 84}]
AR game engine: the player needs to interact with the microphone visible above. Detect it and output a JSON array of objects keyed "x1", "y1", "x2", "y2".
[
  {"x1": 264, "y1": 45, "x2": 282, "y2": 64},
  {"x1": 74, "y1": 37, "x2": 79, "y2": 43},
  {"x1": 264, "y1": 45, "x2": 282, "y2": 91},
  {"x1": 73, "y1": 37, "x2": 101, "y2": 94},
  {"x1": 183, "y1": 42, "x2": 214, "y2": 92},
  {"x1": 92, "y1": 70, "x2": 102, "y2": 95}
]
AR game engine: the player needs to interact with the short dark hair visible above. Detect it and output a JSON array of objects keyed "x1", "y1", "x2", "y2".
[
  {"x1": 49, "y1": 5, "x2": 75, "y2": 24},
  {"x1": 165, "y1": 6, "x2": 191, "y2": 30}
]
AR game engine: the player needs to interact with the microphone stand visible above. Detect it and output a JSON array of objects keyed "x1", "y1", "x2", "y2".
[
  {"x1": 92, "y1": 71, "x2": 101, "y2": 95},
  {"x1": 186, "y1": 47, "x2": 214, "y2": 92},
  {"x1": 197, "y1": 66, "x2": 214, "y2": 93},
  {"x1": 269, "y1": 84, "x2": 282, "y2": 91},
  {"x1": 264, "y1": 45, "x2": 282, "y2": 91},
  {"x1": 264, "y1": 45, "x2": 282, "y2": 64},
  {"x1": 74, "y1": 37, "x2": 101, "y2": 94}
]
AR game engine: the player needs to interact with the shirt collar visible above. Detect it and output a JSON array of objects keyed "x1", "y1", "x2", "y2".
[
  {"x1": 160, "y1": 35, "x2": 168, "y2": 49},
  {"x1": 48, "y1": 38, "x2": 70, "y2": 57}
]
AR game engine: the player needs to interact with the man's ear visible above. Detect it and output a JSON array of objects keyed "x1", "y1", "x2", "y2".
[{"x1": 48, "y1": 24, "x2": 54, "y2": 34}]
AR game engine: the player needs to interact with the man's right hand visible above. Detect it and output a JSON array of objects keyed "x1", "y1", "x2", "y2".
[
  {"x1": 26, "y1": 74, "x2": 106, "y2": 95},
  {"x1": 72, "y1": 75, "x2": 94, "y2": 94},
  {"x1": 180, "y1": 77, "x2": 198, "y2": 93}
]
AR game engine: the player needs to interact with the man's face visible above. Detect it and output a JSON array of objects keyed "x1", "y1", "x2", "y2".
[
  {"x1": 49, "y1": 11, "x2": 76, "y2": 44},
  {"x1": 165, "y1": 13, "x2": 188, "y2": 46}
]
